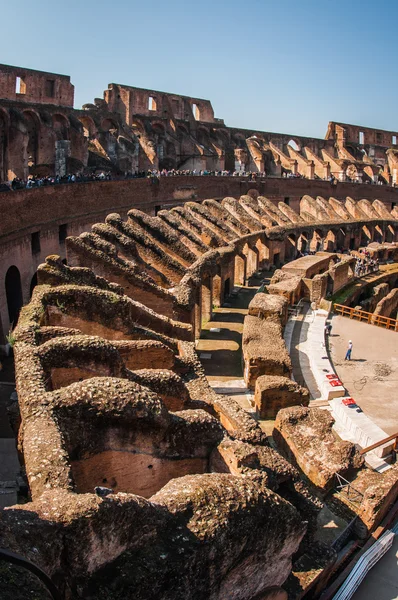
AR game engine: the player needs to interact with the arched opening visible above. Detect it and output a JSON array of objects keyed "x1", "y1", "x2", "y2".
[
  {"x1": 335, "y1": 228, "x2": 346, "y2": 251},
  {"x1": 5, "y1": 266, "x2": 23, "y2": 327},
  {"x1": 374, "y1": 225, "x2": 383, "y2": 244},
  {"x1": 298, "y1": 232, "x2": 309, "y2": 254},
  {"x1": 101, "y1": 118, "x2": 118, "y2": 133},
  {"x1": 78, "y1": 116, "x2": 96, "y2": 139},
  {"x1": 310, "y1": 229, "x2": 324, "y2": 252},
  {"x1": 287, "y1": 139, "x2": 300, "y2": 152},
  {"x1": 361, "y1": 226, "x2": 372, "y2": 246},
  {"x1": 286, "y1": 234, "x2": 297, "y2": 261},
  {"x1": 224, "y1": 277, "x2": 231, "y2": 298},
  {"x1": 52, "y1": 114, "x2": 69, "y2": 141},
  {"x1": 192, "y1": 103, "x2": 200, "y2": 120},
  {"x1": 234, "y1": 254, "x2": 246, "y2": 286},
  {"x1": 386, "y1": 225, "x2": 394, "y2": 243},
  {"x1": 29, "y1": 272, "x2": 38, "y2": 298},
  {"x1": 325, "y1": 230, "x2": 336, "y2": 252},
  {"x1": 23, "y1": 111, "x2": 40, "y2": 167}
]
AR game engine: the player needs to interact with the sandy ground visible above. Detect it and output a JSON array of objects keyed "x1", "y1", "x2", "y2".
[{"x1": 329, "y1": 316, "x2": 398, "y2": 436}]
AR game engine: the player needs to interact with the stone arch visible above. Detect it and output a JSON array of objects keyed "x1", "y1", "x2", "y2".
[
  {"x1": 334, "y1": 227, "x2": 347, "y2": 251},
  {"x1": 374, "y1": 225, "x2": 383, "y2": 244},
  {"x1": 23, "y1": 110, "x2": 41, "y2": 168},
  {"x1": 310, "y1": 228, "x2": 324, "y2": 252},
  {"x1": 323, "y1": 230, "x2": 336, "y2": 252},
  {"x1": 101, "y1": 118, "x2": 118, "y2": 134},
  {"x1": 247, "y1": 244, "x2": 259, "y2": 277},
  {"x1": 78, "y1": 115, "x2": 97, "y2": 139},
  {"x1": 132, "y1": 119, "x2": 145, "y2": 136},
  {"x1": 386, "y1": 224, "x2": 395, "y2": 243},
  {"x1": 361, "y1": 225, "x2": 372, "y2": 246},
  {"x1": 151, "y1": 122, "x2": 166, "y2": 135},
  {"x1": 297, "y1": 231, "x2": 310, "y2": 254},
  {"x1": 285, "y1": 233, "x2": 297, "y2": 261},
  {"x1": 5, "y1": 265, "x2": 23, "y2": 328},
  {"x1": 287, "y1": 138, "x2": 301, "y2": 151},
  {"x1": 197, "y1": 126, "x2": 211, "y2": 149},
  {"x1": 234, "y1": 254, "x2": 247, "y2": 286},
  {"x1": 52, "y1": 114, "x2": 69, "y2": 141},
  {"x1": 233, "y1": 133, "x2": 246, "y2": 149}
]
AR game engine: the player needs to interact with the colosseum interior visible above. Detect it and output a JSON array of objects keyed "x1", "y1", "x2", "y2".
[{"x1": 0, "y1": 63, "x2": 398, "y2": 600}]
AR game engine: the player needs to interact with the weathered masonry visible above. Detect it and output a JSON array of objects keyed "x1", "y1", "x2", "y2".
[{"x1": 2, "y1": 63, "x2": 398, "y2": 183}]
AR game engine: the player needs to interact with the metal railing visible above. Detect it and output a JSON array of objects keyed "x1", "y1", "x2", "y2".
[
  {"x1": 334, "y1": 303, "x2": 398, "y2": 332},
  {"x1": 332, "y1": 529, "x2": 395, "y2": 600},
  {"x1": 0, "y1": 547, "x2": 61, "y2": 599},
  {"x1": 335, "y1": 473, "x2": 364, "y2": 505}
]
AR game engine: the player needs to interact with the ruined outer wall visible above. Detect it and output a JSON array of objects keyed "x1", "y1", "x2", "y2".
[{"x1": 0, "y1": 63, "x2": 74, "y2": 107}]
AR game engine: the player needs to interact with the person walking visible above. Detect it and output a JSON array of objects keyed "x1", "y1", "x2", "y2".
[{"x1": 345, "y1": 340, "x2": 353, "y2": 361}]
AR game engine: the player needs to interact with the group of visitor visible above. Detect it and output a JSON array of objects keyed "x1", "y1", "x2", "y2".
[
  {"x1": 2, "y1": 169, "x2": 269, "y2": 191},
  {"x1": 352, "y1": 250, "x2": 380, "y2": 277}
]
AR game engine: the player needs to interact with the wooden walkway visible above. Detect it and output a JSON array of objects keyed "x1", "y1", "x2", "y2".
[{"x1": 334, "y1": 303, "x2": 398, "y2": 332}]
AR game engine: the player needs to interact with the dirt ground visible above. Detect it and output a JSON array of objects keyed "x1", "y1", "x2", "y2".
[{"x1": 329, "y1": 316, "x2": 398, "y2": 436}]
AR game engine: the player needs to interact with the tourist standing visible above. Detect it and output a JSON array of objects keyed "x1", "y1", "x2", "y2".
[{"x1": 345, "y1": 340, "x2": 353, "y2": 361}]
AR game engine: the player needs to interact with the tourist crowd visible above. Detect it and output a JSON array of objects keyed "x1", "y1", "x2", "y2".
[
  {"x1": 352, "y1": 249, "x2": 380, "y2": 277},
  {"x1": 3, "y1": 169, "x2": 268, "y2": 191}
]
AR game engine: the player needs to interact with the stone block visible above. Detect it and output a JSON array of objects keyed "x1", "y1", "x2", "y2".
[{"x1": 255, "y1": 375, "x2": 309, "y2": 419}]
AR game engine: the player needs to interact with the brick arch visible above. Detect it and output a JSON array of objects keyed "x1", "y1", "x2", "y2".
[
  {"x1": 78, "y1": 115, "x2": 97, "y2": 139},
  {"x1": 22, "y1": 109, "x2": 41, "y2": 167},
  {"x1": 53, "y1": 113, "x2": 70, "y2": 141}
]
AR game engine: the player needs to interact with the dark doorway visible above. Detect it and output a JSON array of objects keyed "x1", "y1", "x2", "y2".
[
  {"x1": 30, "y1": 272, "x2": 38, "y2": 298},
  {"x1": 224, "y1": 278, "x2": 231, "y2": 297},
  {"x1": 5, "y1": 266, "x2": 23, "y2": 327}
]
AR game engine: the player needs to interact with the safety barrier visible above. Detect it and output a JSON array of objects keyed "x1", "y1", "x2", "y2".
[
  {"x1": 332, "y1": 529, "x2": 395, "y2": 599},
  {"x1": 334, "y1": 303, "x2": 398, "y2": 332}
]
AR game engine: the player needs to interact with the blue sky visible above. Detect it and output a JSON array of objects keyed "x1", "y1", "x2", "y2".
[{"x1": 1, "y1": 0, "x2": 397, "y2": 138}]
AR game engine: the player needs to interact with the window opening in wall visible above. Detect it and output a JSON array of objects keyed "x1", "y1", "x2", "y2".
[
  {"x1": 393, "y1": 136, "x2": 397, "y2": 145},
  {"x1": 59, "y1": 224, "x2": 68, "y2": 244},
  {"x1": 45, "y1": 79, "x2": 55, "y2": 98},
  {"x1": 154, "y1": 205, "x2": 161, "y2": 216},
  {"x1": 392, "y1": 202, "x2": 396, "y2": 210},
  {"x1": 287, "y1": 139, "x2": 300, "y2": 151},
  {"x1": 192, "y1": 103, "x2": 200, "y2": 120},
  {"x1": 148, "y1": 96, "x2": 157, "y2": 111},
  {"x1": 31, "y1": 231, "x2": 41, "y2": 255},
  {"x1": 15, "y1": 76, "x2": 26, "y2": 94},
  {"x1": 284, "y1": 197, "x2": 290, "y2": 205},
  {"x1": 359, "y1": 131, "x2": 365, "y2": 145}
]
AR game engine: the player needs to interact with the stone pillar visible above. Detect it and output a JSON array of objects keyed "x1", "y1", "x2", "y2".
[
  {"x1": 324, "y1": 163, "x2": 331, "y2": 180},
  {"x1": 274, "y1": 157, "x2": 282, "y2": 177},
  {"x1": 308, "y1": 160, "x2": 315, "y2": 179},
  {"x1": 55, "y1": 140, "x2": 71, "y2": 177},
  {"x1": 292, "y1": 160, "x2": 298, "y2": 175}
]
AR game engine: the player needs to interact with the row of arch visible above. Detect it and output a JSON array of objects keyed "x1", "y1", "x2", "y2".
[
  {"x1": 3, "y1": 220, "x2": 398, "y2": 345},
  {"x1": 0, "y1": 106, "x2": 124, "y2": 181}
]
